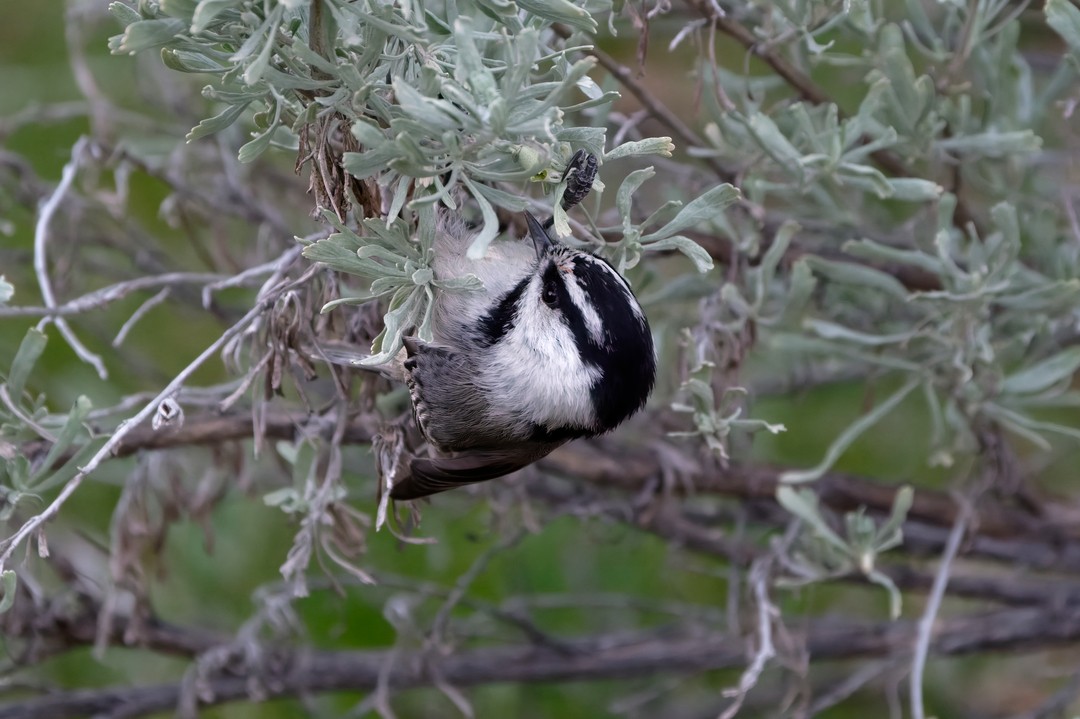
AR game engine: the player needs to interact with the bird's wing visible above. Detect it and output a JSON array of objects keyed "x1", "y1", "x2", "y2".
[{"x1": 389, "y1": 445, "x2": 555, "y2": 501}]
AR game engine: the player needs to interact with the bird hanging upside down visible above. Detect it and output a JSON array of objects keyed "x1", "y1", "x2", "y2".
[{"x1": 390, "y1": 151, "x2": 656, "y2": 500}]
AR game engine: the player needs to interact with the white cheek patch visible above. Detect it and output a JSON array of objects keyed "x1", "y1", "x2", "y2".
[{"x1": 482, "y1": 287, "x2": 600, "y2": 430}]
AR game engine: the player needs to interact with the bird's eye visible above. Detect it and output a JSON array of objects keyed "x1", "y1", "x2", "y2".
[{"x1": 541, "y1": 282, "x2": 559, "y2": 308}]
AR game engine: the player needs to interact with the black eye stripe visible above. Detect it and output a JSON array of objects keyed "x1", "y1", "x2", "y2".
[
  {"x1": 477, "y1": 276, "x2": 529, "y2": 346},
  {"x1": 541, "y1": 264, "x2": 566, "y2": 309}
]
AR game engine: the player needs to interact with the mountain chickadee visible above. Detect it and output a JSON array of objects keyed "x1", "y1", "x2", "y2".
[{"x1": 390, "y1": 152, "x2": 656, "y2": 500}]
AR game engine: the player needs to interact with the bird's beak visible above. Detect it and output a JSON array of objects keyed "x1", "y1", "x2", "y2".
[{"x1": 524, "y1": 211, "x2": 552, "y2": 259}]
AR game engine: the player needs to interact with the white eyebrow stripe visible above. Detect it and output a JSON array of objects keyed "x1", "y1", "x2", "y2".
[{"x1": 561, "y1": 270, "x2": 606, "y2": 346}]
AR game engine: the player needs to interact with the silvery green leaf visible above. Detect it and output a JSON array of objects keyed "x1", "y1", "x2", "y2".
[
  {"x1": 32, "y1": 396, "x2": 92, "y2": 486},
  {"x1": 866, "y1": 568, "x2": 903, "y2": 620},
  {"x1": 780, "y1": 378, "x2": 920, "y2": 483},
  {"x1": 362, "y1": 286, "x2": 424, "y2": 365},
  {"x1": 803, "y1": 318, "x2": 917, "y2": 346},
  {"x1": 112, "y1": 18, "x2": 188, "y2": 54},
  {"x1": 302, "y1": 235, "x2": 372, "y2": 276},
  {"x1": 779, "y1": 260, "x2": 817, "y2": 327},
  {"x1": 385, "y1": 174, "x2": 411, "y2": 226},
  {"x1": 454, "y1": 18, "x2": 498, "y2": 105},
  {"x1": 576, "y1": 74, "x2": 603, "y2": 100},
  {"x1": 615, "y1": 167, "x2": 656, "y2": 230},
  {"x1": 640, "y1": 183, "x2": 739, "y2": 241},
  {"x1": 473, "y1": 0, "x2": 521, "y2": 22},
  {"x1": 556, "y1": 127, "x2": 607, "y2": 157},
  {"x1": 984, "y1": 402, "x2": 1080, "y2": 446},
  {"x1": 551, "y1": 204, "x2": 571, "y2": 238},
  {"x1": 416, "y1": 201, "x2": 437, "y2": 255},
  {"x1": 161, "y1": 0, "x2": 199, "y2": 20},
  {"x1": 8, "y1": 328, "x2": 47, "y2": 402},
  {"x1": 604, "y1": 137, "x2": 675, "y2": 161},
  {"x1": 990, "y1": 201, "x2": 1020, "y2": 249},
  {"x1": 0, "y1": 276, "x2": 12, "y2": 305},
  {"x1": 108, "y1": 2, "x2": 142, "y2": 25},
  {"x1": 286, "y1": 35, "x2": 340, "y2": 75},
  {"x1": 356, "y1": 246, "x2": 410, "y2": 275},
  {"x1": 1002, "y1": 347, "x2": 1080, "y2": 395},
  {"x1": 162, "y1": 48, "x2": 226, "y2": 73},
  {"x1": 320, "y1": 290, "x2": 386, "y2": 313},
  {"x1": 776, "y1": 486, "x2": 849, "y2": 552},
  {"x1": 639, "y1": 273, "x2": 716, "y2": 304},
  {"x1": 730, "y1": 417, "x2": 787, "y2": 434},
  {"x1": 884, "y1": 178, "x2": 943, "y2": 201},
  {"x1": 836, "y1": 162, "x2": 893, "y2": 198},
  {"x1": 770, "y1": 333, "x2": 920, "y2": 370},
  {"x1": 1004, "y1": 389, "x2": 1080, "y2": 409},
  {"x1": 191, "y1": 0, "x2": 241, "y2": 32},
  {"x1": 878, "y1": 24, "x2": 924, "y2": 128},
  {"x1": 237, "y1": 124, "x2": 277, "y2": 162},
  {"x1": 263, "y1": 487, "x2": 303, "y2": 513},
  {"x1": 842, "y1": 239, "x2": 942, "y2": 274},
  {"x1": 464, "y1": 175, "x2": 500, "y2": 259},
  {"x1": 640, "y1": 201, "x2": 682, "y2": 233},
  {"x1": 0, "y1": 571, "x2": 15, "y2": 615},
  {"x1": 643, "y1": 236, "x2": 713, "y2": 273},
  {"x1": 241, "y1": 9, "x2": 283, "y2": 85},
  {"x1": 501, "y1": 29, "x2": 539, "y2": 97},
  {"x1": 936, "y1": 131, "x2": 1042, "y2": 157},
  {"x1": 411, "y1": 267, "x2": 433, "y2": 286},
  {"x1": 875, "y1": 485, "x2": 913, "y2": 546},
  {"x1": 994, "y1": 279, "x2": 1080, "y2": 310},
  {"x1": 720, "y1": 283, "x2": 752, "y2": 317},
  {"x1": 759, "y1": 221, "x2": 798, "y2": 294},
  {"x1": 186, "y1": 102, "x2": 249, "y2": 142},
  {"x1": 469, "y1": 181, "x2": 529, "y2": 212},
  {"x1": 359, "y1": 217, "x2": 415, "y2": 255},
  {"x1": 802, "y1": 256, "x2": 910, "y2": 300},
  {"x1": 516, "y1": 0, "x2": 597, "y2": 32},
  {"x1": 1047, "y1": 0, "x2": 1080, "y2": 52},
  {"x1": 342, "y1": 145, "x2": 400, "y2": 180},
  {"x1": 745, "y1": 113, "x2": 804, "y2": 171},
  {"x1": 393, "y1": 79, "x2": 465, "y2": 131}
]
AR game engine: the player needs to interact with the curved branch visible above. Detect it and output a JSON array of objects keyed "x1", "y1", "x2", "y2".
[
  {"x1": 4, "y1": 606, "x2": 1080, "y2": 719},
  {"x1": 27, "y1": 409, "x2": 1076, "y2": 569}
]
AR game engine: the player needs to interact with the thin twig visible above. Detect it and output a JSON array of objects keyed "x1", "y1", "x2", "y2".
[
  {"x1": 0, "y1": 272, "x2": 231, "y2": 318},
  {"x1": 113, "y1": 288, "x2": 170, "y2": 347},
  {"x1": 0, "y1": 250, "x2": 305, "y2": 572},
  {"x1": 717, "y1": 555, "x2": 776, "y2": 719},
  {"x1": 808, "y1": 659, "x2": 903, "y2": 716},
  {"x1": 910, "y1": 499, "x2": 971, "y2": 719},
  {"x1": 33, "y1": 136, "x2": 108, "y2": 378}
]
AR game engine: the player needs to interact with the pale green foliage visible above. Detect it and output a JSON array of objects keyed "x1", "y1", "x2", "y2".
[
  {"x1": 0, "y1": 330, "x2": 99, "y2": 524},
  {"x1": 108, "y1": 0, "x2": 723, "y2": 362},
  {"x1": 777, "y1": 485, "x2": 913, "y2": 618}
]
